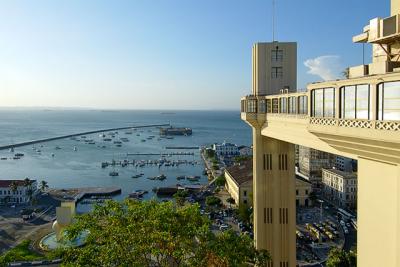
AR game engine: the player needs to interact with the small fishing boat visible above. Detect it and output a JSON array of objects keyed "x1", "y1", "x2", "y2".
[{"x1": 109, "y1": 171, "x2": 119, "y2": 177}]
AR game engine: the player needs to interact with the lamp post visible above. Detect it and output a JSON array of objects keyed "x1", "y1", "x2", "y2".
[{"x1": 317, "y1": 199, "x2": 324, "y2": 222}]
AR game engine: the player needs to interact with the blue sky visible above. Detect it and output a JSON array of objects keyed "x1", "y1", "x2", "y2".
[{"x1": 0, "y1": 0, "x2": 389, "y2": 110}]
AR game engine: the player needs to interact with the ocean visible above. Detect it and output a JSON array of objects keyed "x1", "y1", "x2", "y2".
[{"x1": 0, "y1": 109, "x2": 251, "y2": 204}]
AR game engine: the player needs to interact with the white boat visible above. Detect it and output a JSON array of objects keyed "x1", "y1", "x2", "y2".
[
  {"x1": 9, "y1": 147, "x2": 14, "y2": 153},
  {"x1": 73, "y1": 146, "x2": 77, "y2": 151}
]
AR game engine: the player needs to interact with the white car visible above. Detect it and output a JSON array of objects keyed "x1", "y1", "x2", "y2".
[{"x1": 219, "y1": 224, "x2": 229, "y2": 231}]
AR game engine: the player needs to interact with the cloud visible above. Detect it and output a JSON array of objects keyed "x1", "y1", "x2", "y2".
[{"x1": 304, "y1": 55, "x2": 343, "y2": 81}]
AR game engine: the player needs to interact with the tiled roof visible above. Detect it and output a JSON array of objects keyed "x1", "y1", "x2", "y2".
[
  {"x1": 225, "y1": 160, "x2": 253, "y2": 186},
  {"x1": 0, "y1": 179, "x2": 36, "y2": 188}
]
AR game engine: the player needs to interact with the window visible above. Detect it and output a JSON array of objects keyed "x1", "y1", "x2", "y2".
[
  {"x1": 378, "y1": 81, "x2": 400, "y2": 121},
  {"x1": 312, "y1": 88, "x2": 335, "y2": 117},
  {"x1": 298, "y1": 96, "x2": 308, "y2": 114},
  {"x1": 266, "y1": 99, "x2": 272, "y2": 113},
  {"x1": 271, "y1": 49, "x2": 283, "y2": 61},
  {"x1": 341, "y1": 84, "x2": 370, "y2": 119},
  {"x1": 244, "y1": 190, "x2": 247, "y2": 197},
  {"x1": 272, "y1": 98, "x2": 279, "y2": 113},
  {"x1": 271, "y1": 67, "x2": 283, "y2": 78},
  {"x1": 289, "y1": 97, "x2": 296, "y2": 114},
  {"x1": 296, "y1": 190, "x2": 299, "y2": 196},
  {"x1": 280, "y1": 98, "x2": 287, "y2": 113},
  {"x1": 305, "y1": 190, "x2": 309, "y2": 195},
  {"x1": 244, "y1": 199, "x2": 247, "y2": 204}
]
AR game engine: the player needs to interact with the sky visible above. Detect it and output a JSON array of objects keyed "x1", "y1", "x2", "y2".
[{"x1": 0, "y1": 0, "x2": 389, "y2": 110}]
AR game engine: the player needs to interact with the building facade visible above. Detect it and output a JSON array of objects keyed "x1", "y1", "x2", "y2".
[
  {"x1": 335, "y1": 156, "x2": 356, "y2": 172},
  {"x1": 322, "y1": 169, "x2": 357, "y2": 209},
  {"x1": 224, "y1": 160, "x2": 253, "y2": 206},
  {"x1": 298, "y1": 146, "x2": 336, "y2": 186},
  {"x1": 0, "y1": 180, "x2": 38, "y2": 205},
  {"x1": 238, "y1": 145, "x2": 253, "y2": 156},
  {"x1": 212, "y1": 141, "x2": 239, "y2": 157},
  {"x1": 295, "y1": 176, "x2": 312, "y2": 207}
]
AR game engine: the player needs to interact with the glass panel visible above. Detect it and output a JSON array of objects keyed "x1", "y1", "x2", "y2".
[
  {"x1": 356, "y1": 84, "x2": 369, "y2": 119},
  {"x1": 289, "y1": 97, "x2": 296, "y2": 114},
  {"x1": 324, "y1": 88, "x2": 335, "y2": 118},
  {"x1": 383, "y1": 81, "x2": 400, "y2": 120},
  {"x1": 280, "y1": 98, "x2": 287, "y2": 113},
  {"x1": 266, "y1": 99, "x2": 272, "y2": 113},
  {"x1": 313, "y1": 89, "x2": 324, "y2": 117},
  {"x1": 272, "y1": 99, "x2": 279, "y2": 113},
  {"x1": 378, "y1": 83, "x2": 383, "y2": 120},
  {"x1": 344, "y1": 86, "x2": 356, "y2": 119}
]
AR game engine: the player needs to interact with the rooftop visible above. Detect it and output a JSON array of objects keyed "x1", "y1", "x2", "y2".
[
  {"x1": 225, "y1": 160, "x2": 253, "y2": 186},
  {"x1": 322, "y1": 168, "x2": 357, "y2": 179}
]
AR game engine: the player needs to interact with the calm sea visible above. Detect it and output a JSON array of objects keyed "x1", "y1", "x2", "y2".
[{"x1": 0, "y1": 109, "x2": 251, "y2": 204}]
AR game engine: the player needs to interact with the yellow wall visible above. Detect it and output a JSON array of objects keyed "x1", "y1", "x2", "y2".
[{"x1": 358, "y1": 158, "x2": 400, "y2": 267}]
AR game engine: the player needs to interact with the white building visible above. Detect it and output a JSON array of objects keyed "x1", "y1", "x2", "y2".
[
  {"x1": 212, "y1": 141, "x2": 239, "y2": 157},
  {"x1": 322, "y1": 169, "x2": 357, "y2": 209},
  {"x1": 0, "y1": 180, "x2": 38, "y2": 205}
]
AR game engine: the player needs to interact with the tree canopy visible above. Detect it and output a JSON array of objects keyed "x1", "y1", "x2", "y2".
[
  {"x1": 326, "y1": 247, "x2": 356, "y2": 267},
  {"x1": 60, "y1": 199, "x2": 269, "y2": 267}
]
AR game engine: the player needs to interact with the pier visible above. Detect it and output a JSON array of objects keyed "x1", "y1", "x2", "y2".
[
  {"x1": 165, "y1": 146, "x2": 199, "y2": 150},
  {"x1": 0, "y1": 123, "x2": 170, "y2": 151},
  {"x1": 49, "y1": 187, "x2": 121, "y2": 203},
  {"x1": 126, "y1": 152, "x2": 194, "y2": 156}
]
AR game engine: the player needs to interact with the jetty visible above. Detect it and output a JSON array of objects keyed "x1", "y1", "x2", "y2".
[
  {"x1": 0, "y1": 123, "x2": 170, "y2": 151},
  {"x1": 126, "y1": 152, "x2": 194, "y2": 156},
  {"x1": 165, "y1": 146, "x2": 199, "y2": 150},
  {"x1": 49, "y1": 187, "x2": 121, "y2": 204}
]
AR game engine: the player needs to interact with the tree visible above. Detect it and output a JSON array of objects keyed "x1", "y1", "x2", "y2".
[
  {"x1": 237, "y1": 204, "x2": 252, "y2": 224},
  {"x1": 226, "y1": 197, "x2": 235, "y2": 208},
  {"x1": 206, "y1": 196, "x2": 221, "y2": 207},
  {"x1": 214, "y1": 175, "x2": 226, "y2": 187},
  {"x1": 326, "y1": 247, "x2": 357, "y2": 267},
  {"x1": 60, "y1": 199, "x2": 270, "y2": 266},
  {"x1": 23, "y1": 178, "x2": 34, "y2": 205},
  {"x1": 173, "y1": 190, "x2": 189, "y2": 207},
  {"x1": 9, "y1": 181, "x2": 18, "y2": 204},
  {"x1": 342, "y1": 67, "x2": 350, "y2": 79},
  {"x1": 205, "y1": 148, "x2": 215, "y2": 159},
  {"x1": 40, "y1": 180, "x2": 49, "y2": 192}
]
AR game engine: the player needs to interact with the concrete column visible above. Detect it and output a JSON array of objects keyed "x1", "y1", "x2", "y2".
[
  {"x1": 253, "y1": 135, "x2": 296, "y2": 267},
  {"x1": 392, "y1": 0, "x2": 399, "y2": 16},
  {"x1": 358, "y1": 158, "x2": 400, "y2": 267}
]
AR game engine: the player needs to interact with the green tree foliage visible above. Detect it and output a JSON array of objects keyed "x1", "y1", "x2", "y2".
[
  {"x1": 234, "y1": 156, "x2": 252, "y2": 163},
  {"x1": 173, "y1": 190, "x2": 190, "y2": 206},
  {"x1": 206, "y1": 196, "x2": 221, "y2": 207},
  {"x1": 214, "y1": 175, "x2": 226, "y2": 187},
  {"x1": 226, "y1": 197, "x2": 235, "y2": 208},
  {"x1": 59, "y1": 199, "x2": 269, "y2": 266},
  {"x1": 205, "y1": 148, "x2": 215, "y2": 159},
  {"x1": 237, "y1": 204, "x2": 252, "y2": 224},
  {"x1": 326, "y1": 247, "x2": 357, "y2": 267},
  {"x1": 0, "y1": 240, "x2": 44, "y2": 265},
  {"x1": 40, "y1": 180, "x2": 49, "y2": 192}
]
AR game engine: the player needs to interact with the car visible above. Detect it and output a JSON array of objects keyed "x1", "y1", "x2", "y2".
[
  {"x1": 340, "y1": 220, "x2": 345, "y2": 226},
  {"x1": 346, "y1": 222, "x2": 351, "y2": 228},
  {"x1": 219, "y1": 224, "x2": 229, "y2": 231}
]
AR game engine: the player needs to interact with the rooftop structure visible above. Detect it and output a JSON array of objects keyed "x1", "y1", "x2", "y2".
[{"x1": 241, "y1": 1, "x2": 400, "y2": 266}]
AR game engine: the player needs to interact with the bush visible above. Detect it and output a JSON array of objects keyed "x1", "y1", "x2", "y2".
[
  {"x1": 0, "y1": 240, "x2": 44, "y2": 263},
  {"x1": 206, "y1": 196, "x2": 222, "y2": 207},
  {"x1": 214, "y1": 176, "x2": 226, "y2": 187}
]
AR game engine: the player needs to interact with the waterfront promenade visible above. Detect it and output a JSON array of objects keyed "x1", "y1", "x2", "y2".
[{"x1": 0, "y1": 123, "x2": 170, "y2": 151}]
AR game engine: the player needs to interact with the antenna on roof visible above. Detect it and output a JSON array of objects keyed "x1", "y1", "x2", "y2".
[{"x1": 272, "y1": 0, "x2": 276, "y2": 41}]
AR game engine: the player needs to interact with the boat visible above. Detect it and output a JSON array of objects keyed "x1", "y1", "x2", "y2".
[
  {"x1": 113, "y1": 141, "x2": 122, "y2": 144},
  {"x1": 157, "y1": 174, "x2": 167, "y2": 181},
  {"x1": 186, "y1": 176, "x2": 200, "y2": 182},
  {"x1": 176, "y1": 175, "x2": 186, "y2": 180},
  {"x1": 131, "y1": 174, "x2": 141, "y2": 178},
  {"x1": 116, "y1": 144, "x2": 122, "y2": 147},
  {"x1": 73, "y1": 146, "x2": 77, "y2": 151},
  {"x1": 103, "y1": 138, "x2": 112, "y2": 141},
  {"x1": 51, "y1": 153, "x2": 55, "y2": 157},
  {"x1": 99, "y1": 133, "x2": 106, "y2": 138},
  {"x1": 0, "y1": 157, "x2": 7, "y2": 160},
  {"x1": 13, "y1": 156, "x2": 21, "y2": 160},
  {"x1": 9, "y1": 147, "x2": 14, "y2": 153},
  {"x1": 88, "y1": 141, "x2": 95, "y2": 145},
  {"x1": 109, "y1": 171, "x2": 119, "y2": 177},
  {"x1": 141, "y1": 139, "x2": 146, "y2": 142},
  {"x1": 101, "y1": 162, "x2": 109, "y2": 168},
  {"x1": 128, "y1": 190, "x2": 148, "y2": 199},
  {"x1": 14, "y1": 153, "x2": 24, "y2": 157}
]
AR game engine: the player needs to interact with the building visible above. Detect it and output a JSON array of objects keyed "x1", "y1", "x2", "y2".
[
  {"x1": 241, "y1": 1, "x2": 400, "y2": 265},
  {"x1": 252, "y1": 42, "x2": 297, "y2": 96},
  {"x1": 224, "y1": 161, "x2": 313, "y2": 208},
  {"x1": 295, "y1": 176, "x2": 312, "y2": 207},
  {"x1": 298, "y1": 146, "x2": 336, "y2": 186},
  {"x1": 224, "y1": 160, "x2": 252, "y2": 206},
  {"x1": 335, "y1": 156, "x2": 356, "y2": 172},
  {"x1": 0, "y1": 180, "x2": 38, "y2": 205},
  {"x1": 238, "y1": 145, "x2": 252, "y2": 156},
  {"x1": 212, "y1": 141, "x2": 239, "y2": 157},
  {"x1": 322, "y1": 169, "x2": 357, "y2": 209}
]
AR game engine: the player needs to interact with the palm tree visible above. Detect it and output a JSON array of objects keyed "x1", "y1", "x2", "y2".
[
  {"x1": 9, "y1": 181, "x2": 18, "y2": 204},
  {"x1": 40, "y1": 180, "x2": 49, "y2": 192},
  {"x1": 23, "y1": 178, "x2": 33, "y2": 205}
]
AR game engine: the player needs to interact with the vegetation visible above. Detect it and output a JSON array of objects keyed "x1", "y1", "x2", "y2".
[
  {"x1": 0, "y1": 240, "x2": 44, "y2": 265},
  {"x1": 237, "y1": 204, "x2": 252, "y2": 224},
  {"x1": 234, "y1": 155, "x2": 252, "y2": 163},
  {"x1": 23, "y1": 178, "x2": 34, "y2": 205},
  {"x1": 173, "y1": 190, "x2": 190, "y2": 206},
  {"x1": 214, "y1": 175, "x2": 226, "y2": 187},
  {"x1": 40, "y1": 180, "x2": 49, "y2": 192},
  {"x1": 326, "y1": 248, "x2": 356, "y2": 267},
  {"x1": 58, "y1": 199, "x2": 270, "y2": 266},
  {"x1": 205, "y1": 148, "x2": 215, "y2": 159},
  {"x1": 206, "y1": 196, "x2": 222, "y2": 207},
  {"x1": 226, "y1": 197, "x2": 235, "y2": 208}
]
